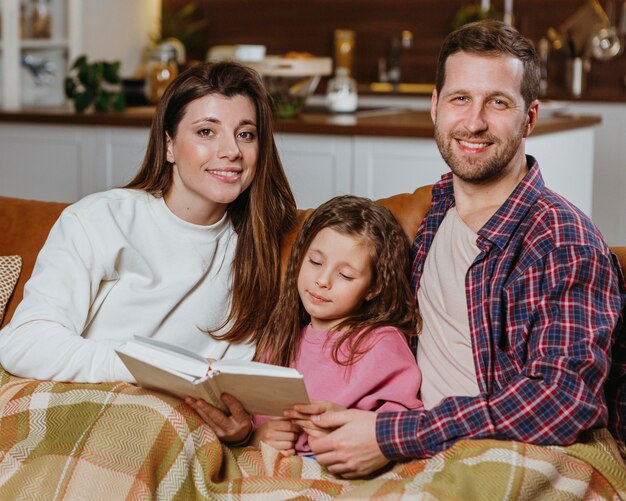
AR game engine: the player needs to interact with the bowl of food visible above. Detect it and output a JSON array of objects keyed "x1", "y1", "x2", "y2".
[{"x1": 247, "y1": 54, "x2": 332, "y2": 118}]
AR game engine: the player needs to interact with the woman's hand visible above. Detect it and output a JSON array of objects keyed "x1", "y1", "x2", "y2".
[
  {"x1": 185, "y1": 393, "x2": 253, "y2": 445},
  {"x1": 251, "y1": 418, "x2": 301, "y2": 456}
]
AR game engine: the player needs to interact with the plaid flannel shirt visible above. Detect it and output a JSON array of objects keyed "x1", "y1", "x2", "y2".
[{"x1": 377, "y1": 157, "x2": 626, "y2": 460}]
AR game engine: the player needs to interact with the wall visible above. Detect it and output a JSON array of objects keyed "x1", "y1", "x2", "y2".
[
  {"x1": 82, "y1": 0, "x2": 162, "y2": 78},
  {"x1": 163, "y1": 0, "x2": 626, "y2": 101}
]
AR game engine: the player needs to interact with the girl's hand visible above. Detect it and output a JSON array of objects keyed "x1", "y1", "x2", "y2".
[
  {"x1": 185, "y1": 393, "x2": 253, "y2": 445},
  {"x1": 251, "y1": 418, "x2": 301, "y2": 456},
  {"x1": 284, "y1": 400, "x2": 346, "y2": 420},
  {"x1": 284, "y1": 400, "x2": 346, "y2": 438}
]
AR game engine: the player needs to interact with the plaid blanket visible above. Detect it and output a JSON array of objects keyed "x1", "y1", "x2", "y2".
[{"x1": 1, "y1": 367, "x2": 625, "y2": 500}]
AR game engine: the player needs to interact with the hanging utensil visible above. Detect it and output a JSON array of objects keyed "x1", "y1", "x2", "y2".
[
  {"x1": 589, "y1": 26, "x2": 622, "y2": 60},
  {"x1": 589, "y1": 0, "x2": 623, "y2": 60}
]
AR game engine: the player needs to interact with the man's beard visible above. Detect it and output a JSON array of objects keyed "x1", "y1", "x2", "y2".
[{"x1": 434, "y1": 120, "x2": 526, "y2": 184}]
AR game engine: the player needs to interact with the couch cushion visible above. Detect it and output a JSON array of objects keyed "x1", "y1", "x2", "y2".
[{"x1": 0, "y1": 255, "x2": 21, "y2": 324}]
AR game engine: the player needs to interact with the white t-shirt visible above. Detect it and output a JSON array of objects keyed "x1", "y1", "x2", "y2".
[
  {"x1": 417, "y1": 207, "x2": 481, "y2": 409},
  {"x1": 0, "y1": 189, "x2": 255, "y2": 383}
]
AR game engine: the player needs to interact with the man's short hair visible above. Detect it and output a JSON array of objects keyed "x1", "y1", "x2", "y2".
[{"x1": 435, "y1": 20, "x2": 540, "y2": 109}]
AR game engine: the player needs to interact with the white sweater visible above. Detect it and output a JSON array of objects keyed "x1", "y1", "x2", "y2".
[{"x1": 0, "y1": 189, "x2": 255, "y2": 382}]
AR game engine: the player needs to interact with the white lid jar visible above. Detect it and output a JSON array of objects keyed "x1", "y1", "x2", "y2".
[{"x1": 326, "y1": 68, "x2": 358, "y2": 113}]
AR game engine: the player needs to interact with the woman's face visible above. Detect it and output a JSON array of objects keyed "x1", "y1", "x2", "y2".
[{"x1": 165, "y1": 93, "x2": 259, "y2": 225}]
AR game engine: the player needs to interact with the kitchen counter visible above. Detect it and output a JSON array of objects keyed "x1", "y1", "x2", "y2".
[
  {"x1": 0, "y1": 102, "x2": 601, "y2": 224},
  {"x1": 0, "y1": 105, "x2": 601, "y2": 138}
]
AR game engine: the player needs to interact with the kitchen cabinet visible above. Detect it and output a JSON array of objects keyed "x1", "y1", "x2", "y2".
[
  {"x1": 0, "y1": 0, "x2": 81, "y2": 108},
  {"x1": 558, "y1": 101, "x2": 626, "y2": 246},
  {"x1": 276, "y1": 126, "x2": 595, "y2": 217},
  {"x1": 0, "y1": 122, "x2": 147, "y2": 200},
  {"x1": 274, "y1": 134, "x2": 352, "y2": 209},
  {"x1": 352, "y1": 136, "x2": 445, "y2": 199},
  {"x1": 0, "y1": 0, "x2": 160, "y2": 109}
]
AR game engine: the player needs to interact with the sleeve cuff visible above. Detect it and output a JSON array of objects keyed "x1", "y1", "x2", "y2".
[{"x1": 376, "y1": 410, "x2": 425, "y2": 460}]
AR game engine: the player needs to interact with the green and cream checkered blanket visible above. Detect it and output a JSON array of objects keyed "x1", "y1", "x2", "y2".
[{"x1": 1, "y1": 367, "x2": 625, "y2": 500}]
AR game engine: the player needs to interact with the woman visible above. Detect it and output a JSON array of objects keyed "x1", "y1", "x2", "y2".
[{"x1": 0, "y1": 62, "x2": 296, "y2": 438}]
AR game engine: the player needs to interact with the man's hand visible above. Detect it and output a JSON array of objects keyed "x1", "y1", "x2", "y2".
[
  {"x1": 185, "y1": 393, "x2": 252, "y2": 445},
  {"x1": 306, "y1": 409, "x2": 390, "y2": 478},
  {"x1": 251, "y1": 418, "x2": 300, "y2": 456}
]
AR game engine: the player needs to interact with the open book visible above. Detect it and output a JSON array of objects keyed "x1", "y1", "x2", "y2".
[{"x1": 115, "y1": 336, "x2": 310, "y2": 416}]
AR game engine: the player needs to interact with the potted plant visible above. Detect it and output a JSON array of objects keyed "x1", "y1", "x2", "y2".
[{"x1": 64, "y1": 55, "x2": 126, "y2": 113}]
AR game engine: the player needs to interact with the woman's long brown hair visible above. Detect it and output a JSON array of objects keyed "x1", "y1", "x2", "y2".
[
  {"x1": 125, "y1": 61, "x2": 297, "y2": 343},
  {"x1": 256, "y1": 195, "x2": 419, "y2": 367}
]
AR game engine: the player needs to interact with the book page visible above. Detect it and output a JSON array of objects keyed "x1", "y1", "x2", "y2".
[
  {"x1": 118, "y1": 336, "x2": 209, "y2": 377},
  {"x1": 211, "y1": 359, "x2": 304, "y2": 378}
]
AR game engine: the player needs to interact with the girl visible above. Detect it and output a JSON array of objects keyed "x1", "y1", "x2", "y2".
[{"x1": 252, "y1": 195, "x2": 423, "y2": 456}]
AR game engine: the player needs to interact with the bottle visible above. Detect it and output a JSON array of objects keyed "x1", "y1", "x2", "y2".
[
  {"x1": 333, "y1": 29, "x2": 356, "y2": 76},
  {"x1": 30, "y1": 0, "x2": 51, "y2": 39},
  {"x1": 144, "y1": 44, "x2": 179, "y2": 105}
]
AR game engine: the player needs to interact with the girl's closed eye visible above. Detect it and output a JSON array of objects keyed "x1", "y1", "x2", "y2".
[{"x1": 339, "y1": 272, "x2": 354, "y2": 281}]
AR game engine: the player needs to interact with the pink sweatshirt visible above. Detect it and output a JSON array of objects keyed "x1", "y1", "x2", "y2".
[{"x1": 254, "y1": 324, "x2": 423, "y2": 455}]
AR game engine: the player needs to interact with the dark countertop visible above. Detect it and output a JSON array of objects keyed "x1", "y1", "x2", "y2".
[{"x1": 0, "y1": 105, "x2": 601, "y2": 138}]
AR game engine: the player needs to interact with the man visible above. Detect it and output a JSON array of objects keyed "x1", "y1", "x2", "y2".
[{"x1": 287, "y1": 20, "x2": 625, "y2": 478}]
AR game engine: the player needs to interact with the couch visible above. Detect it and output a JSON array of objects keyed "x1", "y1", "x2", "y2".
[{"x1": 0, "y1": 192, "x2": 625, "y2": 500}]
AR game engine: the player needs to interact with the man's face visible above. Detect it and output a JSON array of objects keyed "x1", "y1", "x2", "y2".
[{"x1": 431, "y1": 51, "x2": 537, "y2": 184}]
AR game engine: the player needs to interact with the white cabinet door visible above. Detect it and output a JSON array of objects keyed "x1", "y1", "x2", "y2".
[
  {"x1": 275, "y1": 133, "x2": 352, "y2": 209},
  {"x1": 561, "y1": 102, "x2": 626, "y2": 246},
  {"x1": 0, "y1": 123, "x2": 84, "y2": 201},
  {"x1": 526, "y1": 128, "x2": 595, "y2": 218},
  {"x1": 352, "y1": 136, "x2": 446, "y2": 199},
  {"x1": 100, "y1": 127, "x2": 149, "y2": 189},
  {"x1": 0, "y1": 123, "x2": 148, "y2": 202}
]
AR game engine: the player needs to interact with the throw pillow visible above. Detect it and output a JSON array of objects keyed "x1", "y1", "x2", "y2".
[{"x1": 0, "y1": 256, "x2": 22, "y2": 324}]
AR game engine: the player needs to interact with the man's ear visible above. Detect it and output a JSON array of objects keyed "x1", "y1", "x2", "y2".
[
  {"x1": 523, "y1": 100, "x2": 540, "y2": 138},
  {"x1": 166, "y1": 133, "x2": 175, "y2": 163},
  {"x1": 430, "y1": 89, "x2": 438, "y2": 125}
]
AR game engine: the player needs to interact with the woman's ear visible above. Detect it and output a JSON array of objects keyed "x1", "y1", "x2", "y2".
[{"x1": 166, "y1": 133, "x2": 175, "y2": 163}]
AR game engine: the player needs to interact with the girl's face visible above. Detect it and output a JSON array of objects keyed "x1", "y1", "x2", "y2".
[
  {"x1": 164, "y1": 93, "x2": 259, "y2": 226},
  {"x1": 297, "y1": 227, "x2": 375, "y2": 331}
]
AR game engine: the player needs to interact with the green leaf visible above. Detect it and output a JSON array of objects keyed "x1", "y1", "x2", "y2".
[
  {"x1": 110, "y1": 92, "x2": 126, "y2": 112},
  {"x1": 64, "y1": 77, "x2": 77, "y2": 98},
  {"x1": 71, "y1": 55, "x2": 88, "y2": 71},
  {"x1": 74, "y1": 92, "x2": 92, "y2": 113},
  {"x1": 102, "y1": 61, "x2": 122, "y2": 84},
  {"x1": 96, "y1": 89, "x2": 114, "y2": 112},
  {"x1": 78, "y1": 64, "x2": 99, "y2": 88}
]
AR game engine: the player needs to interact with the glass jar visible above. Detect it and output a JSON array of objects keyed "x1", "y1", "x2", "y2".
[
  {"x1": 326, "y1": 68, "x2": 358, "y2": 113},
  {"x1": 144, "y1": 44, "x2": 178, "y2": 105},
  {"x1": 30, "y1": 0, "x2": 51, "y2": 39}
]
